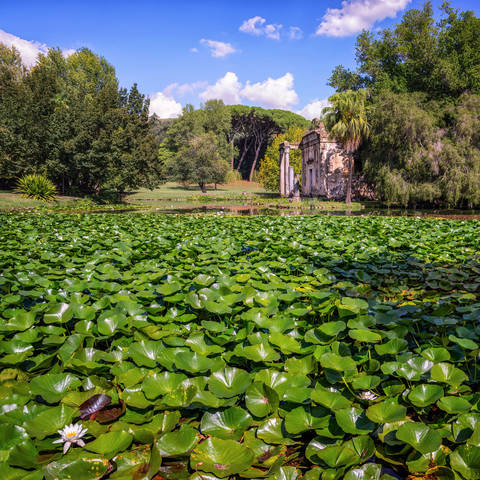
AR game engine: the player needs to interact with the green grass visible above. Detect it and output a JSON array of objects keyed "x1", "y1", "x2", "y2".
[
  {"x1": 125, "y1": 181, "x2": 268, "y2": 202},
  {"x1": 0, "y1": 191, "x2": 78, "y2": 210},
  {"x1": 0, "y1": 182, "x2": 366, "y2": 213}
]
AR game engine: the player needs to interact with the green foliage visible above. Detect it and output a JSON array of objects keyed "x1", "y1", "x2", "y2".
[
  {"x1": 15, "y1": 174, "x2": 57, "y2": 201},
  {"x1": 328, "y1": 2, "x2": 480, "y2": 208},
  {"x1": 258, "y1": 126, "x2": 305, "y2": 192},
  {"x1": 323, "y1": 90, "x2": 369, "y2": 204},
  {"x1": 168, "y1": 132, "x2": 230, "y2": 192},
  {"x1": 0, "y1": 44, "x2": 162, "y2": 196},
  {"x1": 364, "y1": 91, "x2": 480, "y2": 207},
  {"x1": 1, "y1": 213, "x2": 480, "y2": 477}
]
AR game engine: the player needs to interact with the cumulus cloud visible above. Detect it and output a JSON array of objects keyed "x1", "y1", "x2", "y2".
[
  {"x1": 0, "y1": 29, "x2": 76, "y2": 67},
  {"x1": 316, "y1": 0, "x2": 411, "y2": 37},
  {"x1": 190, "y1": 47, "x2": 199, "y2": 53},
  {"x1": 198, "y1": 72, "x2": 300, "y2": 109},
  {"x1": 239, "y1": 16, "x2": 282, "y2": 40},
  {"x1": 200, "y1": 39, "x2": 238, "y2": 58},
  {"x1": 241, "y1": 73, "x2": 298, "y2": 109},
  {"x1": 199, "y1": 72, "x2": 242, "y2": 104},
  {"x1": 297, "y1": 99, "x2": 330, "y2": 120},
  {"x1": 164, "y1": 81, "x2": 208, "y2": 98},
  {"x1": 288, "y1": 27, "x2": 303, "y2": 40},
  {"x1": 0, "y1": 29, "x2": 49, "y2": 66},
  {"x1": 149, "y1": 92, "x2": 182, "y2": 118}
]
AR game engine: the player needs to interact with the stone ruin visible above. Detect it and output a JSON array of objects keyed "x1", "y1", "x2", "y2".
[{"x1": 279, "y1": 121, "x2": 356, "y2": 200}]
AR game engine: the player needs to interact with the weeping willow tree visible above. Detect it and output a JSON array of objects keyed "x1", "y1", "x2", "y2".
[{"x1": 322, "y1": 89, "x2": 370, "y2": 204}]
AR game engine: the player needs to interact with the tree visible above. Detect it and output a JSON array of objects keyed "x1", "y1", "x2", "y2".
[
  {"x1": 0, "y1": 44, "x2": 163, "y2": 197},
  {"x1": 323, "y1": 90, "x2": 370, "y2": 204},
  {"x1": 258, "y1": 126, "x2": 305, "y2": 192},
  {"x1": 168, "y1": 132, "x2": 229, "y2": 192},
  {"x1": 0, "y1": 44, "x2": 30, "y2": 187}
]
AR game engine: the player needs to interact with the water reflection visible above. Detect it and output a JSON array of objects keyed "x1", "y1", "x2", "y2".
[{"x1": 150, "y1": 205, "x2": 480, "y2": 219}]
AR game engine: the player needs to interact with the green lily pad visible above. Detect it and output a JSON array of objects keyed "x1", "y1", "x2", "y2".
[
  {"x1": 208, "y1": 367, "x2": 252, "y2": 398},
  {"x1": 190, "y1": 437, "x2": 255, "y2": 478},
  {"x1": 30, "y1": 373, "x2": 81, "y2": 403},
  {"x1": 155, "y1": 425, "x2": 198, "y2": 457},
  {"x1": 200, "y1": 407, "x2": 252, "y2": 440},
  {"x1": 431, "y1": 363, "x2": 468, "y2": 388},
  {"x1": 25, "y1": 404, "x2": 75, "y2": 440},
  {"x1": 366, "y1": 400, "x2": 407, "y2": 423},
  {"x1": 396, "y1": 422, "x2": 442, "y2": 454},
  {"x1": 142, "y1": 371, "x2": 187, "y2": 399},
  {"x1": 245, "y1": 381, "x2": 279, "y2": 417},
  {"x1": 86, "y1": 431, "x2": 133, "y2": 458},
  {"x1": 335, "y1": 407, "x2": 376, "y2": 435},
  {"x1": 408, "y1": 384, "x2": 444, "y2": 407},
  {"x1": 285, "y1": 406, "x2": 330, "y2": 434},
  {"x1": 43, "y1": 450, "x2": 110, "y2": 480},
  {"x1": 437, "y1": 396, "x2": 472, "y2": 414}
]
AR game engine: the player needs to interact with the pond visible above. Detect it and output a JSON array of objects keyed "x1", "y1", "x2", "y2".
[{"x1": 150, "y1": 204, "x2": 480, "y2": 220}]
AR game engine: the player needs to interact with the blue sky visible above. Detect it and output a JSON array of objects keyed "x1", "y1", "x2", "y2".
[{"x1": 1, "y1": 0, "x2": 478, "y2": 119}]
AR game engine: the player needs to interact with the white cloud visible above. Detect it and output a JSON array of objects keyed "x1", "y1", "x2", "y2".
[
  {"x1": 199, "y1": 72, "x2": 242, "y2": 104},
  {"x1": 288, "y1": 27, "x2": 303, "y2": 40},
  {"x1": 190, "y1": 47, "x2": 199, "y2": 53},
  {"x1": 0, "y1": 29, "x2": 77, "y2": 67},
  {"x1": 316, "y1": 0, "x2": 411, "y2": 37},
  {"x1": 200, "y1": 39, "x2": 238, "y2": 58},
  {"x1": 297, "y1": 99, "x2": 330, "y2": 120},
  {"x1": 164, "y1": 81, "x2": 207, "y2": 98},
  {"x1": 0, "y1": 29, "x2": 48, "y2": 67},
  {"x1": 239, "y1": 16, "x2": 266, "y2": 35},
  {"x1": 62, "y1": 48, "x2": 77, "y2": 57},
  {"x1": 149, "y1": 92, "x2": 182, "y2": 118},
  {"x1": 239, "y1": 16, "x2": 282, "y2": 40},
  {"x1": 241, "y1": 72, "x2": 298, "y2": 109}
]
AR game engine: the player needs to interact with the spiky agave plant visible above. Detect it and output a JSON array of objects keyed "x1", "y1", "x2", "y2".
[{"x1": 15, "y1": 174, "x2": 57, "y2": 201}]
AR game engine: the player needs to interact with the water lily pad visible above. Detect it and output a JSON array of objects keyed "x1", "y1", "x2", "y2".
[
  {"x1": 156, "y1": 425, "x2": 198, "y2": 457},
  {"x1": 285, "y1": 406, "x2": 330, "y2": 434},
  {"x1": 396, "y1": 422, "x2": 442, "y2": 454},
  {"x1": 190, "y1": 437, "x2": 255, "y2": 477},
  {"x1": 431, "y1": 363, "x2": 468, "y2": 388},
  {"x1": 142, "y1": 371, "x2": 187, "y2": 399},
  {"x1": 335, "y1": 407, "x2": 376, "y2": 435},
  {"x1": 366, "y1": 400, "x2": 407, "y2": 423},
  {"x1": 408, "y1": 384, "x2": 444, "y2": 407},
  {"x1": 245, "y1": 381, "x2": 279, "y2": 417},
  {"x1": 208, "y1": 367, "x2": 252, "y2": 398},
  {"x1": 30, "y1": 373, "x2": 81, "y2": 403},
  {"x1": 86, "y1": 431, "x2": 132, "y2": 458},
  {"x1": 200, "y1": 407, "x2": 252, "y2": 440}
]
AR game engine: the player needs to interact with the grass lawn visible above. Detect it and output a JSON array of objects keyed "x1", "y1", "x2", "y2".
[
  {"x1": 0, "y1": 182, "x2": 366, "y2": 212},
  {"x1": 125, "y1": 181, "x2": 270, "y2": 202},
  {"x1": 0, "y1": 191, "x2": 79, "y2": 210}
]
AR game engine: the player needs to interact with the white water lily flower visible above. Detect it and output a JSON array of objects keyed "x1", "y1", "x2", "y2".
[
  {"x1": 53, "y1": 423, "x2": 88, "y2": 454},
  {"x1": 359, "y1": 391, "x2": 378, "y2": 401}
]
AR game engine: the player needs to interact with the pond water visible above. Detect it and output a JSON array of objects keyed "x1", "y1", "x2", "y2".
[{"x1": 150, "y1": 205, "x2": 480, "y2": 220}]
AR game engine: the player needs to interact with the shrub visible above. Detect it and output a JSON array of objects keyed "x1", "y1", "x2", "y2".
[
  {"x1": 225, "y1": 169, "x2": 242, "y2": 183},
  {"x1": 15, "y1": 174, "x2": 57, "y2": 201}
]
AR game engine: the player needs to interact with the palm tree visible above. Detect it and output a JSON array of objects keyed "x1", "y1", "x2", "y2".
[{"x1": 322, "y1": 89, "x2": 369, "y2": 204}]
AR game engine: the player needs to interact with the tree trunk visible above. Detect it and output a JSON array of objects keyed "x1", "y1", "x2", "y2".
[
  {"x1": 199, "y1": 182, "x2": 206, "y2": 193},
  {"x1": 236, "y1": 137, "x2": 253, "y2": 171},
  {"x1": 345, "y1": 154, "x2": 353, "y2": 205},
  {"x1": 230, "y1": 137, "x2": 234, "y2": 169},
  {"x1": 249, "y1": 143, "x2": 262, "y2": 182}
]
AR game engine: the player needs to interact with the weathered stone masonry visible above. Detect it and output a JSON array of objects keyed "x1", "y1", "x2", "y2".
[{"x1": 279, "y1": 122, "x2": 351, "y2": 200}]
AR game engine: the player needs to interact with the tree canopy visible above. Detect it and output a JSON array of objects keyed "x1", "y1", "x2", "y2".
[
  {"x1": 328, "y1": 1, "x2": 480, "y2": 207},
  {"x1": 323, "y1": 90, "x2": 369, "y2": 204},
  {"x1": 0, "y1": 44, "x2": 161, "y2": 197}
]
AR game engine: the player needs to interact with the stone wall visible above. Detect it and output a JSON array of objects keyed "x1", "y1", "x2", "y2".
[{"x1": 299, "y1": 127, "x2": 350, "y2": 200}]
